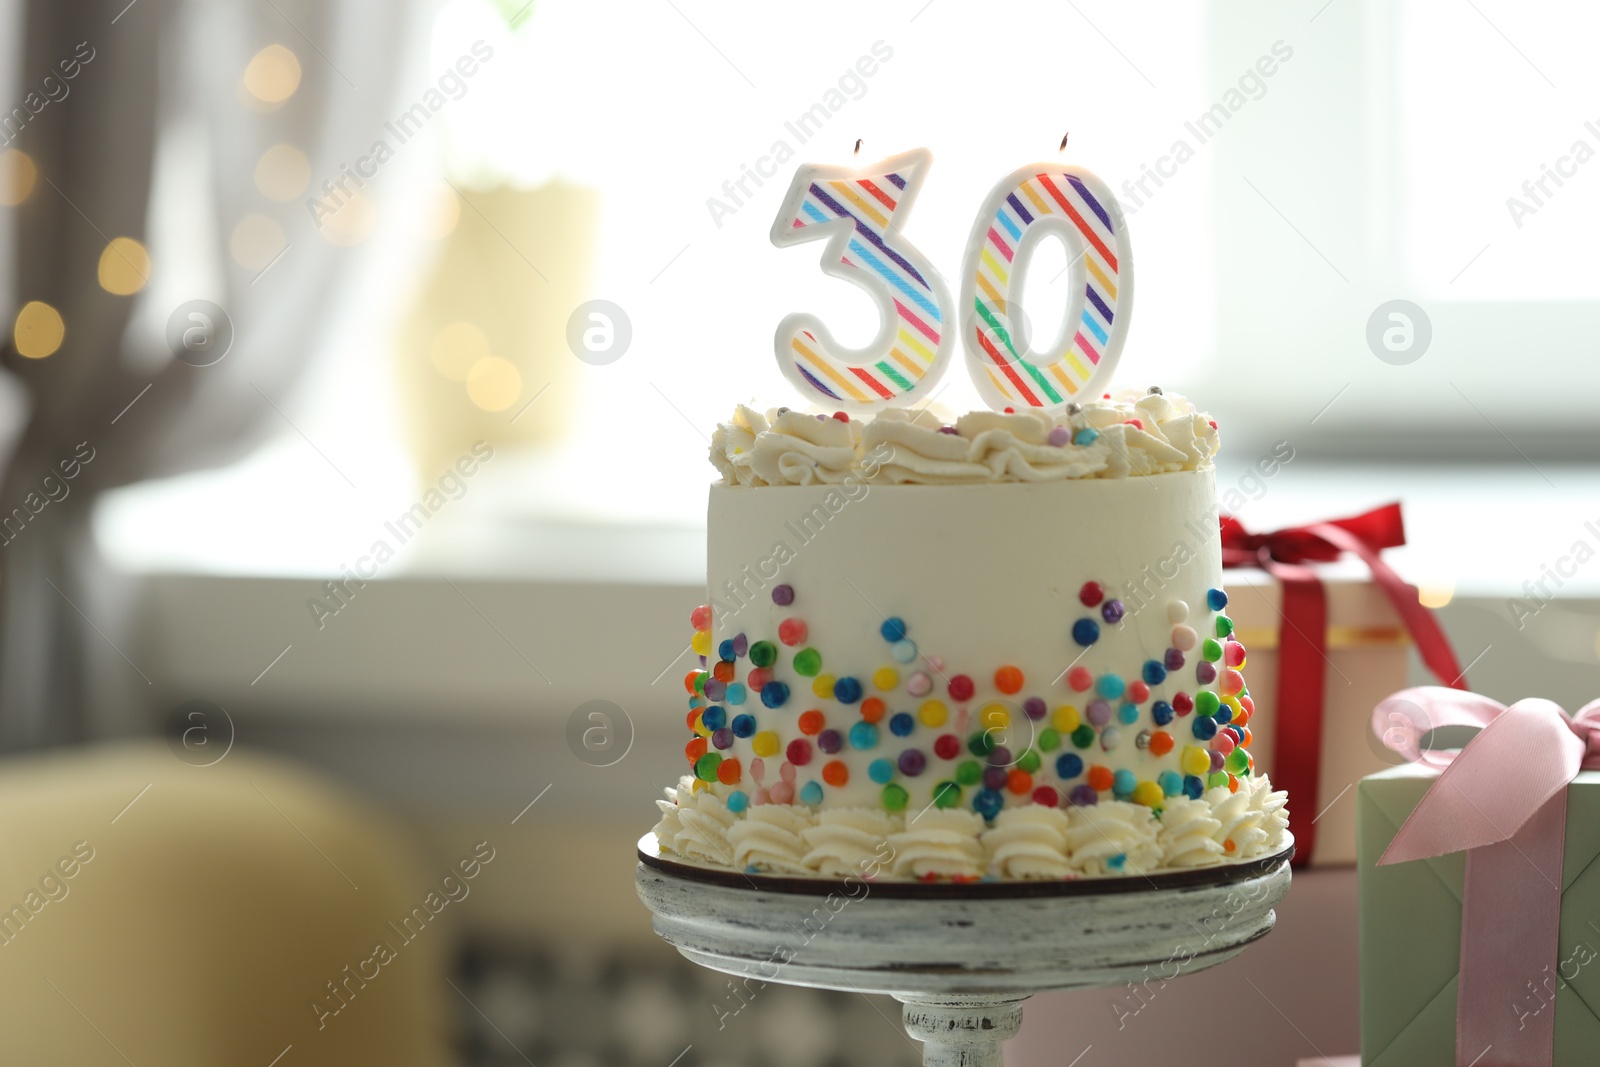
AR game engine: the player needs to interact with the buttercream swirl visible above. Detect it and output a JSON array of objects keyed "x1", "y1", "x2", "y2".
[
  {"x1": 710, "y1": 390, "x2": 1217, "y2": 487},
  {"x1": 652, "y1": 774, "x2": 1290, "y2": 880}
]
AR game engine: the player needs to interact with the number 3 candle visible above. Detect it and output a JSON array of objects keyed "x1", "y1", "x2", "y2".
[
  {"x1": 959, "y1": 164, "x2": 1133, "y2": 411},
  {"x1": 768, "y1": 149, "x2": 955, "y2": 410}
]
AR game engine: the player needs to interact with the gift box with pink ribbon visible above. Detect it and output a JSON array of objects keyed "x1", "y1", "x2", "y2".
[
  {"x1": 1359, "y1": 687, "x2": 1600, "y2": 1067},
  {"x1": 1221, "y1": 502, "x2": 1466, "y2": 866}
]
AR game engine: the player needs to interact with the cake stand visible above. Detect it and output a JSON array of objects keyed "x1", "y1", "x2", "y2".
[{"x1": 636, "y1": 835, "x2": 1292, "y2": 1066}]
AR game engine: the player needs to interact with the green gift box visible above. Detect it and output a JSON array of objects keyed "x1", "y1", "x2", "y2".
[{"x1": 1359, "y1": 765, "x2": 1600, "y2": 1066}]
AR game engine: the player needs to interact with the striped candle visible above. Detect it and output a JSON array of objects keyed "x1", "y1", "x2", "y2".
[
  {"x1": 958, "y1": 164, "x2": 1133, "y2": 412},
  {"x1": 769, "y1": 149, "x2": 955, "y2": 410}
]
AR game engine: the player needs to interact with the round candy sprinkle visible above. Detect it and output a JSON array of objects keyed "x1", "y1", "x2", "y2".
[
  {"x1": 1171, "y1": 625, "x2": 1197, "y2": 652},
  {"x1": 889, "y1": 712, "x2": 915, "y2": 737},
  {"x1": 690, "y1": 605, "x2": 712, "y2": 631},
  {"x1": 1096, "y1": 674, "x2": 1125, "y2": 699},
  {"x1": 1196, "y1": 661, "x2": 1218, "y2": 685},
  {"x1": 1066, "y1": 666, "x2": 1094, "y2": 692},
  {"x1": 979, "y1": 703, "x2": 1009, "y2": 731},
  {"x1": 704, "y1": 679, "x2": 727, "y2": 702},
  {"x1": 1158, "y1": 770, "x2": 1184, "y2": 797},
  {"x1": 685, "y1": 736, "x2": 707, "y2": 763},
  {"x1": 1192, "y1": 716, "x2": 1218, "y2": 741},
  {"x1": 1056, "y1": 753, "x2": 1085, "y2": 779},
  {"x1": 731, "y1": 714, "x2": 756, "y2": 738},
  {"x1": 1209, "y1": 771, "x2": 1231, "y2": 791},
  {"x1": 772, "y1": 584, "x2": 795, "y2": 606},
  {"x1": 933, "y1": 781, "x2": 963, "y2": 808},
  {"x1": 718, "y1": 758, "x2": 741, "y2": 785},
  {"x1": 1196, "y1": 690, "x2": 1221, "y2": 716},
  {"x1": 1183, "y1": 775, "x2": 1205, "y2": 799},
  {"x1": 1135, "y1": 729, "x2": 1150, "y2": 751},
  {"x1": 880, "y1": 617, "x2": 908, "y2": 642},
  {"x1": 1151, "y1": 701, "x2": 1175, "y2": 726},
  {"x1": 683, "y1": 670, "x2": 703, "y2": 695},
  {"x1": 848, "y1": 722, "x2": 879, "y2": 750},
  {"x1": 1241, "y1": 726, "x2": 1253, "y2": 748},
  {"x1": 994, "y1": 666, "x2": 1024, "y2": 694},
  {"x1": 934, "y1": 734, "x2": 961, "y2": 760},
  {"x1": 873, "y1": 666, "x2": 900, "y2": 691},
  {"x1": 1180, "y1": 745, "x2": 1211, "y2": 777},
  {"x1": 691, "y1": 631, "x2": 713, "y2": 657},
  {"x1": 701, "y1": 705, "x2": 727, "y2": 731},
  {"x1": 1164, "y1": 647, "x2": 1185, "y2": 672},
  {"x1": 1069, "y1": 784, "x2": 1099, "y2": 806},
  {"x1": 1112, "y1": 769, "x2": 1137, "y2": 798},
  {"x1": 1200, "y1": 638, "x2": 1223, "y2": 663},
  {"x1": 898, "y1": 749, "x2": 927, "y2": 776},
  {"x1": 799, "y1": 781, "x2": 824, "y2": 806},
  {"x1": 982, "y1": 765, "x2": 1008, "y2": 791},
  {"x1": 718, "y1": 639, "x2": 736, "y2": 662},
  {"x1": 1207, "y1": 588, "x2": 1229, "y2": 611},
  {"x1": 833, "y1": 677, "x2": 863, "y2": 704},
  {"x1": 817, "y1": 728, "x2": 843, "y2": 754},
  {"x1": 1022, "y1": 697, "x2": 1047, "y2": 721},
  {"x1": 906, "y1": 671, "x2": 932, "y2": 697},
  {"x1": 1017, "y1": 749, "x2": 1042, "y2": 773},
  {"x1": 1149, "y1": 730, "x2": 1175, "y2": 756},
  {"x1": 1225, "y1": 641, "x2": 1247, "y2": 668},
  {"x1": 948, "y1": 675, "x2": 976, "y2": 702},
  {"x1": 797, "y1": 709, "x2": 824, "y2": 735},
  {"x1": 811, "y1": 673, "x2": 835, "y2": 698},
  {"x1": 1173, "y1": 691, "x2": 1194, "y2": 716},
  {"x1": 724, "y1": 682, "x2": 746, "y2": 706},
  {"x1": 1047, "y1": 426, "x2": 1072, "y2": 447},
  {"x1": 890, "y1": 639, "x2": 918, "y2": 664},
  {"x1": 1213, "y1": 731, "x2": 1236, "y2": 756},
  {"x1": 1073, "y1": 427, "x2": 1100, "y2": 446},
  {"x1": 1053, "y1": 705, "x2": 1081, "y2": 733},
  {"x1": 1209, "y1": 750, "x2": 1226, "y2": 774},
  {"x1": 1086, "y1": 699, "x2": 1113, "y2": 726},
  {"x1": 987, "y1": 744, "x2": 1014, "y2": 768},
  {"x1": 1131, "y1": 781, "x2": 1165, "y2": 808},
  {"x1": 777, "y1": 619, "x2": 808, "y2": 646},
  {"x1": 1079, "y1": 581, "x2": 1105, "y2": 607},
  {"x1": 1214, "y1": 704, "x2": 1233, "y2": 725},
  {"x1": 1042, "y1": 727, "x2": 1065, "y2": 751},
  {"x1": 1100, "y1": 727, "x2": 1122, "y2": 751},
  {"x1": 1127, "y1": 681, "x2": 1150, "y2": 704},
  {"x1": 1225, "y1": 747, "x2": 1251, "y2": 775},
  {"x1": 769, "y1": 781, "x2": 794, "y2": 804},
  {"x1": 733, "y1": 634, "x2": 749, "y2": 658},
  {"x1": 973, "y1": 789, "x2": 1005, "y2": 819},
  {"x1": 748, "y1": 667, "x2": 774, "y2": 690},
  {"x1": 695, "y1": 753, "x2": 722, "y2": 781},
  {"x1": 1215, "y1": 615, "x2": 1234, "y2": 638},
  {"x1": 1167, "y1": 600, "x2": 1189, "y2": 624},
  {"x1": 726, "y1": 790, "x2": 749, "y2": 813},
  {"x1": 711, "y1": 728, "x2": 734, "y2": 750},
  {"x1": 749, "y1": 641, "x2": 777, "y2": 667},
  {"x1": 1071, "y1": 618, "x2": 1101, "y2": 647},
  {"x1": 955, "y1": 759, "x2": 983, "y2": 786},
  {"x1": 1142, "y1": 661, "x2": 1167, "y2": 686},
  {"x1": 712, "y1": 660, "x2": 736, "y2": 684},
  {"x1": 1007, "y1": 769, "x2": 1032, "y2": 795},
  {"x1": 919, "y1": 699, "x2": 949, "y2": 727},
  {"x1": 1033, "y1": 785, "x2": 1060, "y2": 807},
  {"x1": 881, "y1": 783, "x2": 910, "y2": 812},
  {"x1": 868, "y1": 758, "x2": 895, "y2": 784},
  {"x1": 968, "y1": 731, "x2": 995, "y2": 756},
  {"x1": 1116, "y1": 703, "x2": 1139, "y2": 725},
  {"x1": 1220, "y1": 668, "x2": 1245, "y2": 697},
  {"x1": 752, "y1": 731, "x2": 780, "y2": 757},
  {"x1": 822, "y1": 760, "x2": 848, "y2": 786},
  {"x1": 1071, "y1": 724, "x2": 1096, "y2": 749},
  {"x1": 1101, "y1": 599, "x2": 1126, "y2": 624},
  {"x1": 761, "y1": 681, "x2": 790, "y2": 708}
]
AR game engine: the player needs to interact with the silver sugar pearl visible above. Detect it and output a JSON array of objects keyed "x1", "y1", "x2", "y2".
[
  {"x1": 1065, "y1": 402, "x2": 1082, "y2": 416},
  {"x1": 1147, "y1": 386, "x2": 1163, "y2": 395}
]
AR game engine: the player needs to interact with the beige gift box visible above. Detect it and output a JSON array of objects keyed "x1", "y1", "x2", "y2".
[{"x1": 1223, "y1": 566, "x2": 1413, "y2": 866}]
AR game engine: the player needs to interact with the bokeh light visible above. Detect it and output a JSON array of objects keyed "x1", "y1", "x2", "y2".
[
  {"x1": 97, "y1": 237, "x2": 152, "y2": 295},
  {"x1": 466, "y1": 356, "x2": 521, "y2": 411},
  {"x1": 0, "y1": 149, "x2": 37, "y2": 206},
  {"x1": 430, "y1": 322, "x2": 490, "y2": 381},
  {"x1": 254, "y1": 144, "x2": 310, "y2": 201},
  {"x1": 422, "y1": 183, "x2": 461, "y2": 240},
  {"x1": 317, "y1": 190, "x2": 374, "y2": 246},
  {"x1": 230, "y1": 214, "x2": 288, "y2": 272},
  {"x1": 14, "y1": 301, "x2": 64, "y2": 358},
  {"x1": 243, "y1": 44, "x2": 301, "y2": 105}
]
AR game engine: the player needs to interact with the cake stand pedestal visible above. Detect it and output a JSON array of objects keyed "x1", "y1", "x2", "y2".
[{"x1": 636, "y1": 835, "x2": 1292, "y2": 1067}]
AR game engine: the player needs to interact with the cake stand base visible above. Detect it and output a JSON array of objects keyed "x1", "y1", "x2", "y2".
[{"x1": 636, "y1": 835, "x2": 1293, "y2": 1066}]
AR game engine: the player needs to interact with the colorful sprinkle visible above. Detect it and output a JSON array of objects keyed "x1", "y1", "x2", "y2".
[
  {"x1": 1033, "y1": 785, "x2": 1060, "y2": 807},
  {"x1": 1127, "y1": 680, "x2": 1150, "y2": 704},
  {"x1": 811, "y1": 673, "x2": 835, "y2": 698},
  {"x1": 898, "y1": 749, "x2": 927, "y2": 776},
  {"x1": 1171, "y1": 625, "x2": 1197, "y2": 651},
  {"x1": 1096, "y1": 674, "x2": 1125, "y2": 699},
  {"x1": 1100, "y1": 727, "x2": 1122, "y2": 751},
  {"x1": 890, "y1": 712, "x2": 915, "y2": 737},
  {"x1": 761, "y1": 681, "x2": 790, "y2": 708},
  {"x1": 933, "y1": 781, "x2": 963, "y2": 808},
  {"x1": 822, "y1": 760, "x2": 848, "y2": 786},
  {"x1": 1066, "y1": 666, "x2": 1094, "y2": 692},
  {"x1": 1052, "y1": 705, "x2": 1081, "y2": 732},
  {"x1": 1079, "y1": 581, "x2": 1105, "y2": 607},
  {"x1": 994, "y1": 665, "x2": 1024, "y2": 694},
  {"x1": 1215, "y1": 615, "x2": 1234, "y2": 638},
  {"x1": 1142, "y1": 661, "x2": 1167, "y2": 686},
  {"x1": 1131, "y1": 781, "x2": 1164, "y2": 808},
  {"x1": 848, "y1": 722, "x2": 879, "y2": 750},
  {"x1": 1151, "y1": 701, "x2": 1175, "y2": 726},
  {"x1": 1192, "y1": 716, "x2": 1217, "y2": 740},
  {"x1": 797, "y1": 709, "x2": 825, "y2": 735},
  {"x1": 1148, "y1": 730, "x2": 1174, "y2": 756},
  {"x1": 906, "y1": 670, "x2": 932, "y2": 696},
  {"x1": 752, "y1": 731, "x2": 780, "y2": 757},
  {"x1": 695, "y1": 753, "x2": 722, "y2": 781},
  {"x1": 777, "y1": 619, "x2": 808, "y2": 646},
  {"x1": 1164, "y1": 647, "x2": 1185, "y2": 672},
  {"x1": 799, "y1": 781, "x2": 824, "y2": 805},
  {"x1": 873, "y1": 666, "x2": 900, "y2": 691},
  {"x1": 817, "y1": 728, "x2": 843, "y2": 754},
  {"x1": 701, "y1": 706, "x2": 727, "y2": 731},
  {"x1": 690, "y1": 605, "x2": 712, "y2": 631},
  {"x1": 881, "y1": 783, "x2": 909, "y2": 811},
  {"x1": 868, "y1": 758, "x2": 895, "y2": 784},
  {"x1": 1086, "y1": 699, "x2": 1113, "y2": 726},
  {"x1": 712, "y1": 728, "x2": 733, "y2": 750},
  {"x1": 1196, "y1": 690, "x2": 1220, "y2": 716},
  {"x1": 1116, "y1": 703, "x2": 1139, "y2": 725},
  {"x1": 1056, "y1": 753, "x2": 1085, "y2": 778},
  {"x1": 1167, "y1": 600, "x2": 1189, "y2": 623},
  {"x1": 934, "y1": 734, "x2": 961, "y2": 760},
  {"x1": 1071, "y1": 724, "x2": 1096, "y2": 749},
  {"x1": 880, "y1": 617, "x2": 908, "y2": 642},
  {"x1": 726, "y1": 790, "x2": 749, "y2": 813},
  {"x1": 1207, "y1": 588, "x2": 1228, "y2": 611},
  {"x1": 772, "y1": 584, "x2": 794, "y2": 605},
  {"x1": 731, "y1": 714, "x2": 756, "y2": 738},
  {"x1": 1173, "y1": 691, "x2": 1194, "y2": 716},
  {"x1": 1183, "y1": 775, "x2": 1204, "y2": 799},
  {"x1": 1101, "y1": 599, "x2": 1126, "y2": 624},
  {"x1": 1158, "y1": 770, "x2": 1183, "y2": 796},
  {"x1": 948, "y1": 675, "x2": 976, "y2": 702},
  {"x1": 1007, "y1": 768, "x2": 1032, "y2": 795},
  {"x1": 1225, "y1": 641, "x2": 1247, "y2": 668},
  {"x1": 691, "y1": 631, "x2": 713, "y2": 657},
  {"x1": 890, "y1": 639, "x2": 919, "y2": 663},
  {"x1": 1180, "y1": 745, "x2": 1211, "y2": 777},
  {"x1": 1196, "y1": 661, "x2": 1218, "y2": 685},
  {"x1": 1073, "y1": 428, "x2": 1100, "y2": 446},
  {"x1": 973, "y1": 789, "x2": 1004, "y2": 819},
  {"x1": 1071, "y1": 618, "x2": 1101, "y2": 647},
  {"x1": 1069, "y1": 784, "x2": 1099, "y2": 806},
  {"x1": 955, "y1": 759, "x2": 983, "y2": 786},
  {"x1": 919, "y1": 700, "x2": 949, "y2": 728},
  {"x1": 733, "y1": 634, "x2": 749, "y2": 658},
  {"x1": 749, "y1": 641, "x2": 777, "y2": 668}
]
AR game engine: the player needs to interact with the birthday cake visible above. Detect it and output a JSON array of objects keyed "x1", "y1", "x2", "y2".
[{"x1": 651, "y1": 390, "x2": 1290, "y2": 881}]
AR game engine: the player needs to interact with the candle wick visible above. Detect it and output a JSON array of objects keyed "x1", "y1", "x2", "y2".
[
  {"x1": 1059, "y1": 131, "x2": 1070, "y2": 152},
  {"x1": 854, "y1": 138, "x2": 863, "y2": 156}
]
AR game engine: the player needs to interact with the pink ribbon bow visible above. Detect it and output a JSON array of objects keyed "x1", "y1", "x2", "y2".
[{"x1": 1373, "y1": 687, "x2": 1600, "y2": 1067}]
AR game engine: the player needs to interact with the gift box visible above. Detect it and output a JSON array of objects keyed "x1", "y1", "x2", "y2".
[
  {"x1": 1358, "y1": 689, "x2": 1600, "y2": 1067},
  {"x1": 1220, "y1": 504, "x2": 1466, "y2": 867}
]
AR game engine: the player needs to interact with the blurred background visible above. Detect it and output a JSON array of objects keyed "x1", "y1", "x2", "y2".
[{"x1": 0, "y1": 0, "x2": 1596, "y2": 1063}]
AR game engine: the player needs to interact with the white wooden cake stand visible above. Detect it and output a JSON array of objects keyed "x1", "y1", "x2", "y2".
[{"x1": 636, "y1": 834, "x2": 1292, "y2": 1067}]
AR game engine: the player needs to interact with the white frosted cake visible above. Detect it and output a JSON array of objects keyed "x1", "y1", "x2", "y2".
[{"x1": 652, "y1": 389, "x2": 1289, "y2": 881}]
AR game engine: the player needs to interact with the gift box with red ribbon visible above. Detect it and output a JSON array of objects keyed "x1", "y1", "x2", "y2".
[
  {"x1": 1220, "y1": 503, "x2": 1466, "y2": 866},
  {"x1": 1359, "y1": 687, "x2": 1600, "y2": 1067}
]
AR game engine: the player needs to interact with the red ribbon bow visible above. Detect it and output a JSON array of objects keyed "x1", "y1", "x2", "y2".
[
  {"x1": 1219, "y1": 502, "x2": 1467, "y2": 865},
  {"x1": 1374, "y1": 688, "x2": 1600, "y2": 1067}
]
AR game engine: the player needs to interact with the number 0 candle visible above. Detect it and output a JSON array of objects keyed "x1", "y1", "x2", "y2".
[
  {"x1": 769, "y1": 148, "x2": 955, "y2": 410},
  {"x1": 958, "y1": 164, "x2": 1133, "y2": 411}
]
